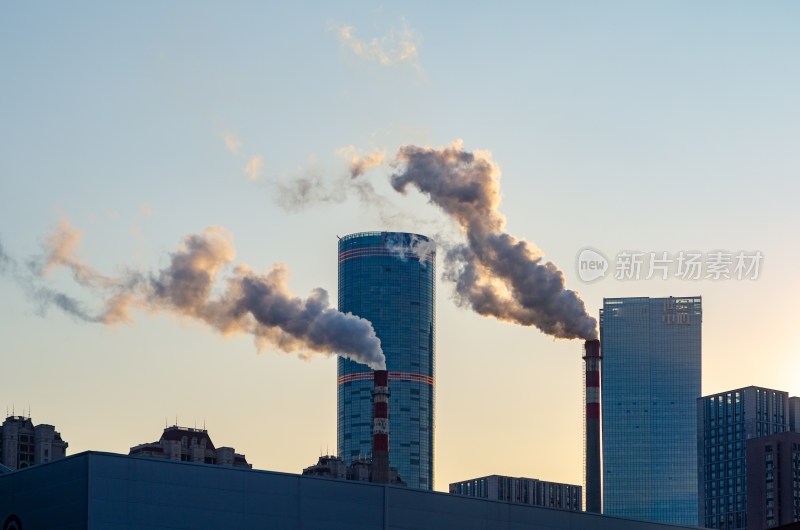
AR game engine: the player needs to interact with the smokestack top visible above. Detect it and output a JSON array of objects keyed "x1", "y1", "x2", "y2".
[
  {"x1": 583, "y1": 339, "x2": 601, "y2": 359},
  {"x1": 374, "y1": 369, "x2": 388, "y2": 387}
]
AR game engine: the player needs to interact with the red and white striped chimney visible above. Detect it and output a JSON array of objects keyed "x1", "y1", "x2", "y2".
[
  {"x1": 372, "y1": 369, "x2": 390, "y2": 484},
  {"x1": 584, "y1": 339, "x2": 602, "y2": 513}
]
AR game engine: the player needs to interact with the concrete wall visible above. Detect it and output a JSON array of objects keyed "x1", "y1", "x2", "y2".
[{"x1": 1, "y1": 452, "x2": 703, "y2": 530}]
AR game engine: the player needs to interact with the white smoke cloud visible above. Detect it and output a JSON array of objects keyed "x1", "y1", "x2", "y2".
[
  {"x1": 223, "y1": 133, "x2": 242, "y2": 155},
  {"x1": 1, "y1": 232, "x2": 100, "y2": 323},
  {"x1": 5, "y1": 224, "x2": 386, "y2": 369},
  {"x1": 244, "y1": 156, "x2": 264, "y2": 181},
  {"x1": 332, "y1": 18, "x2": 423, "y2": 74},
  {"x1": 390, "y1": 140, "x2": 598, "y2": 341},
  {"x1": 271, "y1": 147, "x2": 407, "y2": 227},
  {"x1": 337, "y1": 145, "x2": 386, "y2": 179},
  {"x1": 35, "y1": 217, "x2": 114, "y2": 290},
  {"x1": 384, "y1": 233, "x2": 436, "y2": 269}
]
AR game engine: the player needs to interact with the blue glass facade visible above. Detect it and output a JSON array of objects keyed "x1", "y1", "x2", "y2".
[
  {"x1": 337, "y1": 232, "x2": 435, "y2": 490},
  {"x1": 697, "y1": 387, "x2": 789, "y2": 529},
  {"x1": 601, "y1": 296, "x2": 702, "y2": 525}
]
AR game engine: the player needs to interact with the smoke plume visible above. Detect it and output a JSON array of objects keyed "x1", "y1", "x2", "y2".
[
  {"x1": 273, "y1": 147, "x2": 405, "y2": 227},
  {"x1": 12, "y1": 225, "x2": 385, "y2": 369},
  {"x1": 390, "y1": 140, "x2": 598, "y2": 340},
  {"x1": 339, "y1": 146, "x2": 386, "y2": 179},
  {"x1": 332, "y1": 20, "x2": 423, "y2": 73},
  {"x1": 34, "y1": 217, "x2": 114, "y2": 289},
  {"x1": 1, "y1": 232, "x2": 100, "y2": 322},
  {"x1": 0, "y1": 240, "x2": 10, "y2": 274}
]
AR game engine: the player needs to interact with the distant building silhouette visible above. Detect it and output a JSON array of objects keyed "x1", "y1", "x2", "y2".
[
  {"x1": 789, "y1": 396, "x2": 800, "y2": 433},
  {"x1": 746, "y1": 430, "x2": 800, "y2": 529},
  {"x1": 129, "y1": 425, "x2": 251, "y2": 469},
  {"x1": 302, "y1": 454, "x2": 406, "y2": 486},
  {"x1": 0, "y1": 414, "x2": 68, "y2": 470},
  {"x1": 449, "y1": 475, "x2": 582, "y2": 512}
]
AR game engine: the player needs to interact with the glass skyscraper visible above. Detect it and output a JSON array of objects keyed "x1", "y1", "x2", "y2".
[
  {"x1": 601, "y1": 296, "x2": 702, "y2": 525},
  {"x1": 337, "y1": 232, "x2": 435, "y2": 490},
  {"x1": 697, "y1": 386, "x2": 789, "y2": 529}
]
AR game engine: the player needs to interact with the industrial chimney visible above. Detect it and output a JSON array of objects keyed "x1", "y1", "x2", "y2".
[
  {"x1": 371, "y1": 369, "x2": 390, "y2": 484},
  {"x1": 584, "y1": 339, "x2": 602, "y2": 513}
]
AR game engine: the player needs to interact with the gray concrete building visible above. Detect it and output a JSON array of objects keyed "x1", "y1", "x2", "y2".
[
  {"x1": 129, "y1": 425, "x2": 251, "y2": 469},
  {"x1": 449, "y1": 475, "x2": 582, "y2": 512},
  {"x1": 0, "y1": 451, "x2": 703, "y2": 529},
  {"x1": 0, "y1": 415, "x2": 68, "y2": 471}
]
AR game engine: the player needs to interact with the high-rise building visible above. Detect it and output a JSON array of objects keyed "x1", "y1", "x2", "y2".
[
  {"x1": 745, "y1": 430, "x2": 800, "y2": 529},
  {"x1": 449, "y1": 475, "x2": 582, "y2": 512},
  {"x1": 601, "y1": 296, "x2": 702, "y2": 525},
  {"x1": 0, "y1": 415, "x2": 68, "y2": 470},
  {"x1": 698, "y1": 386, "x2": 791, "y2": 530},
  {"x1": 129, "y1": 425, "x2": 251, "y2": 469},
  {"x1": 337, "y1": 232, "x2": 435, "y2": 490}
]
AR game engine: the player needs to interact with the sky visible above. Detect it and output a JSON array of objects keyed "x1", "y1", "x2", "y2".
[{"x1": 1, "y1": 2, "x2": 799, "y2": 492}]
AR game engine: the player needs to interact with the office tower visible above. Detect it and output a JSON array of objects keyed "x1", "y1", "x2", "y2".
[
  {"x1": 449, "y1": 475, "x2": 582, "y2": 512},
  {"x1": 337, "y1": 232, "x2": 435, "y2": 490},
  {"x1": 698, "y1": 387, "x2": 790, "y2": 529},
  {"x1": 0, "y1": 414, "x2": 68, "y2": 470},
  {"x1": 129, "y1": 425, "x2": 251, "y2": 468},
  {"x1": 601, "y1": 296, "x2": 702, "y2": 525},
  {"x1": 745, "y1": 430, "x2": 800, "y2": 529}
]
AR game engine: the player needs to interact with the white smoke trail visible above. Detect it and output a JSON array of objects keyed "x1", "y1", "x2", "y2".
[
  {"x1": 390, "y1": 140, "x2": 598, "y2": 340},
  {"x1": 3, "y1": 225, "x2": 386, "y2": 369}
]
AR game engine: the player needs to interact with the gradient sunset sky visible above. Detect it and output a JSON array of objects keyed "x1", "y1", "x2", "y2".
[{"x1": 2, "y1": 2, "x2": 799, "y2": 492}]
